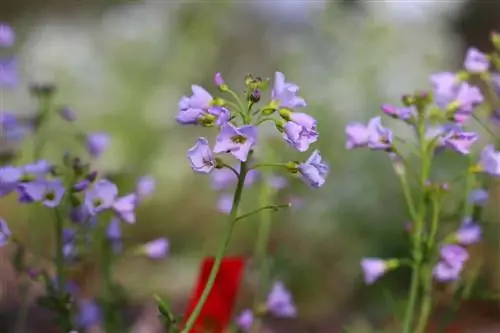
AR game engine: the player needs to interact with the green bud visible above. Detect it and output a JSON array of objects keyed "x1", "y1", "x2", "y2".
[
  {"x1": 214, "y1": 158, "x2": 224, "y2": 169},
  {"x1": 285, "y1": 161, "x2": 300, "y2": 173},
  {"x1": 385, "y1": 259, "x2": 400, "y2": 270},
  {"x1": 211, "y1": 97, "x2": 225, "y2": 106},
  {"x1": 278, "y1": 108, "x2": 292, "y2": 121},
  {"x1": 261, "y1": 107, "x2": 276, "y2": 116},
  {"x1": 275, "y1": 119, "x2": 286, "y2": 132},
  {"x1": 492, "y1": 31, "x2": 500, "y2": 50},
  {"x1": 199, "y1": 114, "x2": 217, "y2": 127}
]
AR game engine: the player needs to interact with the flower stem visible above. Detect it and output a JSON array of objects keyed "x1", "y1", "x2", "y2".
[
  {"x1": 235, "y1": 204, "x2": 289, "y2": 223},
  {"x1": 101, "y1": 237, "x2": 119, "y2": 333},
  {"x1": 54, "y1": 208, "x2": 66, "y2": 294},
  {"x1": 180, "y1": 161, "x2": 248, "y2": 333}
]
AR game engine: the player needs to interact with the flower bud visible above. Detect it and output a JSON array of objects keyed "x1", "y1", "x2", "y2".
[
  {"x1": 214, "y1": 72, "x2": 229, "y2": 92},
  {"x1": 249, "y1": 89, "x2": 261, "y2": 103},
  {"x1": 492, "y1": 31, "x2": 500, "y2": 50},
  {"x1": 278, "y1": 108, "x2": 293, "y2": 121}
]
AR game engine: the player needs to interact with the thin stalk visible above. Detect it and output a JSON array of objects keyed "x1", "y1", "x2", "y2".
[
  {"x1": 180, "y1": 161, "x2": 248, "y2": 333},
  {"x1": 101, "y1": 238, "x2": 119, "y2": 333}
]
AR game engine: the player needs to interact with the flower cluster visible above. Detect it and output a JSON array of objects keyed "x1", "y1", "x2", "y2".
[{"x1": 178, "y1": 72, "x2": 329, "y2": 189}]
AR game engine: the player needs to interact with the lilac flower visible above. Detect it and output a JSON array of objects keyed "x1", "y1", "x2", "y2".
[
  {"x1": 283, "y1": 121, "x2": 318, "y2": 152},
  {"x1": 269, "y1": 175, "x2": 287, "y2": 190},
  {"x1": 298, "y1": 150, "x2": 328, "y2": 188},
  {"x1": 187, "y1": 137, "x2": 215, "y2": 174},
  {"x1": 345, "y1": 122, "x2": 370, "y2": 150},
  {"x1": 0, "y1": 112, "x2": 26, "y2": 141},
  {"x1": 214, "y1": 72, "x2": 225, "y2": 87},
  {"x1": 208, "y1": 106, "x2": 231, "y2": 126},
  {"x1": 58, "y1": 107, "x2": 76, "y2": 122},
  {"x1": 0, "y1": 58, "x2": 18, "y2": 89},
  {"x1": 464, "y1": 47, "x2": 489, "y2": 73},
  {"x1": 176, "y1": 85, "x2": 222, "y2": 125},
  {"x1": 440, "y1": 244, "x2": 469, "y2": 266},
  {"x1": 86, "y1": 132, "x2": 110, "y2": 158},
  {"x1": 62, "y1": 228, "x2": 76, "y2": 261},
  {"x1": 107, "y1": 218, "x2": 122, "y2": 254},
  {"x1": 210, "y1": 165, "x2": 258, "y2": 189},
  {"x1": 112, "y1": 193, "x2": 137, "y2": 224},
  {"x1": 367, "y1": 117, "x2": 393, "y2": 150},
  {"x1": 236, "y1": 309, "x2": 254, "y2": 331},
  {"x1": 431, "y1": 72, "x2": 483, "y2": 114},
  {"x1": 271, "y1": 72, "x2": 306, "y2": 109},
  {"x1": 360, "y1": 258, "x2": 387, "y2": 285},
  {"x1": 433, "y1": 261, "x2": 463, "y2": 282},
  {"x1": 70, "y1": 205, "x2": 91, "y2": 224},
  {"x1": 266, "y1": 281, "x2": 297, "y2": 317},
  {"x1": 0, "y1": 166, "x2": 21, "y2": 196},
  {"x1": 23, "y1": 160, "x2": 53, "y2": 179},
  {"x1": 85, "y1": 179, "x2": 118, "y2": 215},
  {"x1": 136, "y1": 175, "x2": 155, "y2": 201},
  {"x1": 217, "y1": 194, "x2": 233, "y2": 214},
  {"x1": 469, "y1": 189, "x2": 488, "y2": 205},
  {"x1": 381, "y1": 104, "x2": 417, "y2": 121},
  {"x1": 479, "y1": 144, "x2": 500, "y2": 176},
  {"x1": 443, "y1": 130, "x2": 478, "y2": 155},
  {"x1": 213, "y1": 124, "x2": 257, "y2": 162},
  {"x1": 456, "y1": 218, "x2": 481, "y2": 245},
  {"x1": 77, "y1": 299, "x2": 102, "y2": 329},
  {"x1": 20, "y1": 179, "x2": 65, "y2": 207},
  {"x1": 0, "y1": 218, "x2": 10, "y2": 247},
  {"x1": 142, "y1": 238, "x2": 169, "y2": 259},
  {"x1": 0, "y1": 23, "x2": 15, "y2": 47}
]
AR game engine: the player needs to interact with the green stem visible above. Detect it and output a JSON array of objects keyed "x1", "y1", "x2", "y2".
[
  {"x1": 235, "y1": 204, "x2": 289, "y2": 223},
  {"x1": 180, "y1": 161, "x2": 248, "y2": 333},
  {"x1": 102, "y1": 237, "x2": 118, "y2": 333},
  {"x1": 54, "y1": 208, "x2": 66, "y2": 293}
]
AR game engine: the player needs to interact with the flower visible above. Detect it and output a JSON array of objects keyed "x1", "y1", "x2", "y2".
[
  {"x1": 187, "y1": 138, "x2": 216, "y2": 174},
  {"x1": 23, "y1": 160, "x2": 53, "y2": 179},
  {"x1": 298, "y1": 150, "x2": 328, "y2": 188},
  {"x1": 85, "y1": 179, "x2": 118, "y2": 215},
  {"x1": 58, "y1": 107, "x2": 77, "y2": 122},
  {"x1": 235, "y1": 309, "x2": 254, "y2": 331},
  {"x1": 142, "y1": 238, "x2": 169, "y2": 259},
  {"x1": 210, "y1": 165, "x2": 258, "y2": 190},
  {"x1": 456, "y1": 218, "x2": 482, "y2": 245},
  {"x1": 345, "y1": 122, "x2": 370, "y2": 150},
  {"x1": 283, "y1": 120, "x2": 318, "y2": 152},
  {"x1": 433, "y1": 261, "x2": 463, "y2": 282},
  {"x1": 271, "y1": 72, "x2": 306, "y2": 109},
  {"x1": 213, "y1": 124, "x2": 257, "y2": 162},
  {"x1": 20, "y1": 179, "x2": 65, "y2": 207},
  {"x1": 469, "y1": 189, "x2": 488, "y2": 205},
  {"x1": 183, "y1": 257, "x2": 246, "y2": 333},
  {"x1": 381, "y1": 104, "x2": 416, "y2": 121},
  {"x1": 112, "y1": 193, "x2": 137, "y2": 223},
  {"x1": 367, "y1": 117, "x2": 393, "y2": 150},
  {"x1": 443, "y1": 130, "x2": 478, "y2": 155},
  {"x1": 479, "y1": 144, "x2": 500, "y2": 176},
  {"x1": 214, "y1": 73, "x2": 225, "y2": 87},
  {"x1": 0, "y1": 23, "x2": 15, "y2": 47},
  {"x1": 135, "y1": 175, "x2": 155, "y2": 201},
  {"x1": 107, "y1": 218, "x2": 122, "y2": 254},
  {"x1": 440, "y1": 244, "x2": 469, "y2": 266},
  {"x1": 431, "y1": 72, "x2": 483, "y2": 114},
  {"x1": 0, "y1": 166, "x2": 21, "y2": 197},
  {"x1": 77, "y1": 299, "x2": 102, "y2": 329},
  {"x1": 266, "y1": 281, "x2": 297, "y2": 317},
  {"x1": 268, "y1": 175, "x2": 287, "y2": 189},
  {"x1": 0, "y1": 218, "x2": 10, "y2": 247},
  {"x1": 86, "y1": 132, "x2": 110, "y2": 158},
  {"x1": 360, "y1": 258, "x2": 387, "y2": 285},
  {"x1": 176, "y1": 85, "x2": 231, "y2": 126},
  {"x1": 0, "y1": 58, "x2": 18, "y2": 89},
  {"x1": 464, "y1": 47, "x2": 489, "y2": 73},
  {"x1": 217, "y1": 194, "x2": 233, "y2": 214}
]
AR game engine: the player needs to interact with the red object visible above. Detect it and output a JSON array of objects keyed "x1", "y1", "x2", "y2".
[{"x1": 183, "y1": 256, "x2": 246, "y2": 333}]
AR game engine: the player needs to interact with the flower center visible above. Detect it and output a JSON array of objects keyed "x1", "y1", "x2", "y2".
[
  {"x1": 231, "y1": 135, "x2": 247, "y2": 144},
  {"x1": 379, "y1": 136, "x2": 390, "y2": 144},
  {"x1": 93, "y1": 197, "x2": 103, "y2": 208},
  {"x1": 203, "y1": 158, "x2": 213, "y2": 167},
  {"x1": 44, "y1": 190, "x2": 55, "y2": 201}
]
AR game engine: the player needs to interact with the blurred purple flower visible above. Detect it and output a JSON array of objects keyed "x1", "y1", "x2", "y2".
[
  {"x1": 367, "y1": 116, "x2": 393, "y2": 151},
  {"x1": 235, "y1": 309, "x2": 254, "y2": 331},
  {"x1": 22, "y1": 160, "x2": 53, "y2": 178},
  {"x1": 480, "y1": 144, "x2": 500, "y2": 176},
  {"x1": 0, "y1": 218, "x2": 10, "y2": 247},
  {"x1": 345, "y1": 122, "x2": 370, "y2": 150},
  {"x1": 187, "y1": 137, "x2": 215, "y2": 174},
  {"x1": 440, "y1": 244, "x2": 469, "y2": 266},
  {"x1": 58, "y1": 107, "x2": 76, "y2": 122},
  {"x1": 469, "y1": 188, "x2": 488, "y2": 205},
  {"x1": 213, "y1": 124, "x2": 257, "y2": 162},
  {"x1": 136, "y1": 175, "x2": 155, "y2": 201},
  {"x1": 217, "y1": 194, "x2": 233, "y2": 214},
  {"x1": 210, "y1": 165, "x2": 258, "y2": 190},
  {"x1": 433, "y1": 261, "x2": 463, "y2": 282},
  {"x1": 456, "y1": 218, "x2": 482, "y2": 245},
  {"x1": 360, "y1": 258, "x2": 387, "y2": 285},
  {"x1": 271, "y1": 72, "x2": 306, "y2": 109},
  {"x1": 381, "y1": 104, "x2": 417, "y2": 121},
  {"x1": 142, "y1": 238, "x2": 169, "y2": 259},
  {"x1": 269, "y1": 175, "x2": 287, "y2": 190},
  {"x1": 214, "y1": 72, "x2": 225, "y2": 87},
  {"x1": 464, "y1": 47, "x2": 489, "y2": 73},
  {"x1": 0, "y1": 58, "x2": 18, "y2": 89},
  {"x1": 107, "y1": 218, "x2": 122, "y2": 254},
  {"x1": 112, "y1": 193, "x2": 137, "y2": 224},
  {"x1": 86, "y1": 132, "x2": 110, "y2": 158},
  {"x1": 431, "y1": 72, "x2": 483, "y2": 114},
  {"x1": 20, "y1": 179, "x2": 65, "y2": 207},
  {"x1": 298, "y1": 150, "x2": 328, "y2": 188},
  {"x1": 283, "y1": 120, "x2": 318, "y2": 152},
  {"x1": 0, "y1": 23, "x2": 15, "y2": 47},
  {"x1": 443, "y1": 130, "x2": 478, "y2": 155},
  {"x1": 266, "y1": 281, "x2": 297, "y2": 317},
  {"x1": 85, "y1": 179, "x2": 118, "y2": 215},
  {"x1": 0, "y1": 166, "x2": 21, "y2": 197},
  {"x1": 77, "y1": 299, "x2": 102, "y2": 329}
]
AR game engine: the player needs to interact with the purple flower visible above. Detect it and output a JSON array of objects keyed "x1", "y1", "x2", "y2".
[
  {"x1": 213, "y1": 124, "x2": 257, "y2": 162},
  {"x1": 136, "y1": 175, "x2": 155, "y2": 201},
  {"x1": 443, "y1": 130, "x2": 478, "y2": 155},
  {"x1": 271, "y1": 72, "x2": 306, "y2": 110},
  {"x1": 107, "y1": 218, "x2": 122, "y2": 254},
  {"x1": 58, "y1": 107, "x2": 76, "y2": 122},
  {"x1": 20, "y1": 179, "x2": 65, "y2": 207},
  {"x1": 464, "y1": 47, "x2": 489, "y2": 73},
  {"x1": 367, "y1": 117, "x2": 393, "y2": 150},
  {"x1": 266, "y1": 281, "x2": 297, "y2": 317},
  {"x1": 0, "y1": 24, "x2": 15, "y2": 47},
  {"x1": 440, "y1": 244, "x2": 469, "y2": 266},
  {"x1": 23, "y1": 160, "x2": 53, "y2": 178},
  {"x1": 269, "y1": 175, "x2": 287, "y2": 189},
  {"x1": 0, "y1": 58, "x2": 18, "y2": 89},
  {"x1": 70, "y1": 205, "x2": 90, "y2": 224},
  {"x1": 469, "y1": 189, "x2": 488, "y2": 205},
  {"x1": 112, "y1": 193, "x2": 137, "y2": 224},
  {"x1": 0, "y1": 218, "x2": 10, "y2": 247},
  {"x1": 283, "y1": 121, "x2": 318, "y2": 152},
  {"x1": 236, "y1": 309, "x2": 254, "y2": 331},
  {"x1": 456, "y1": 218, "x2": 481, "y2": 245},
  {"x1": 345, "y1": 122, "x2": 370, "y2": 150},
  {"x1": 480, "y1": 144, "x2": 500, "y2": 176},
  {"x1": 217, "y1": 194, "x2": 233, "y2": 214},
  {"x1": 431, "y1": 72, "x2": 483, "y2": 114},
  {"x1": 0, "y1": 166, "x2": 21, "y2": 197},
  {"x1": 210, "y1": 165, "x2": 258, "y2": 190},
  {"x1": 62, "y1": 228, "x2": 76, "y2": 261},
  {"x1": 86, "y1": 132, "x2": 110, "y2": 158},
  {"x1": 214, "y1": 72, "x2": 225, "y2": 87},
  {"x1": 77, "y1": 299, "x2": 102, "y2": 329},
  {"x1": 85, "y1": 179, "x2": 118, "y2": 215},
  {"x1": 360, "y1": 258, "x2": 387, "y2": 285},
  {"x1": 142, "y1": 238, "x2": 169, "y2": 259},
  {"x1": 298, "y1": 150, "x2": 328, "y2": 188},
  {"x1": 208, "y1": 106, "x2": 231, "y2": 126},
  {"x1": 433, "y1": 261, "x2": 463, "y2": 282},
  {"x1": 381, "y1": 104, "x2": 417, "y2": 121},
  {"x1": 176, "y1": 85, "x2": 222, "y2": 125},
  {"x1": 187, "y1": 137, "x2": 215, "y2": 174}
]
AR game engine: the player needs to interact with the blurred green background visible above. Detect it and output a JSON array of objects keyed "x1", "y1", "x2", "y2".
[{"x1": 2, "y1": 0, "x2": 500, "y2": 332}]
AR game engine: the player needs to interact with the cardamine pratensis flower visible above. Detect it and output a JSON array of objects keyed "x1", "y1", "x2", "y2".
[
  {"x1": 360, "y1": 258, "x2": 389, "y2": 285},
  {"x1": 464, "y1": 47, "x2": 489, "y2": 73},
  {"x1": 381, "y1": 104, "x2": 417, "y2": 121},
  {"x1": 217, "y1": 194, "x2": 233, "y2": 214},
  {"x1": 433, "y1": 244, "x2": 468, "y2": 282},
  {"x1": 85, "y1": 179, "x2": 137, "y2": 223},
  {"x1": 141, "y1": 238, "x2": 169, "y2": 259},
  {"x1": 107, "y1": 217, "x2": 123, "y2": 254},
  {"x1": 187, "y1": 137, "x2": 215, "y2": 174},
  {"x1": 0, "y1": 58, "x2": 18, "y2": 89},
  {"x1": 469, "y1": 188, "x2": 488, "y2": 205},
  {"x1": 58, "y1": 107, "x2": 77, "y2": 122},
  {"x1": 86, "y1": 132, "x2": 110, "y2": 158},
  {"x1": 271, "y1": 72, "x2": 306, "y2": 109},
  {"x1": 367, "y1": 116, "x2": 393, "y2": 151},
  {"x1": 210, "y1": 164, "x2": 259, "y2": 189},
  {"x1": 176, "y1": 85, "x2": 229, "y2": 126},
  {"x1": 282, "y1": 118, "x2": 318, "y2": 152},
  {"x1": 479, "y1": 144, "x2": 500, "y2": 176},
  {"x1": 19, "y1": 178, "x2": 65, "y2": 207},
  {"x1": 0, "y1": 218, "x2": 10, "y2": 247},
  {"x1": 442, "y1": 130, "x2": 478, "y2": 155},
  {"x1": 0, "y1": 23, "x2": 15, "y2": 47},
  {"x1": 455, "y1": 218, "x2": 482, "y2": 246},
  {"x1": 0, "y1": 165, "x2": 22, "y2": 197},
  {"x1": 213, "y1": 123, "x2": 257, "y2": 162},
  {"x1": 76, "y1": 299, "x2": 102, "y2": 330},
  {"x1": 266, "y1": 281, "x2": 297, "y2": 317},
  {"x1": 345, "y1": 122, "x2": 370, "y2": 150},
  {"x1": 298, "y1": 150, "x2": 328, "y2": 188},
  {"x1": 235, "y1": 309, "x2": 254, "y2": 331},
  {"x1": 183, "y1": 257, "x2": 246, "y2": 333},
  {"x1": 135, "y1": 175, "x2": 155, "y2": 201},
  {"x1": 23, "y1": 159, "x2": 53, "y2": 178}
]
